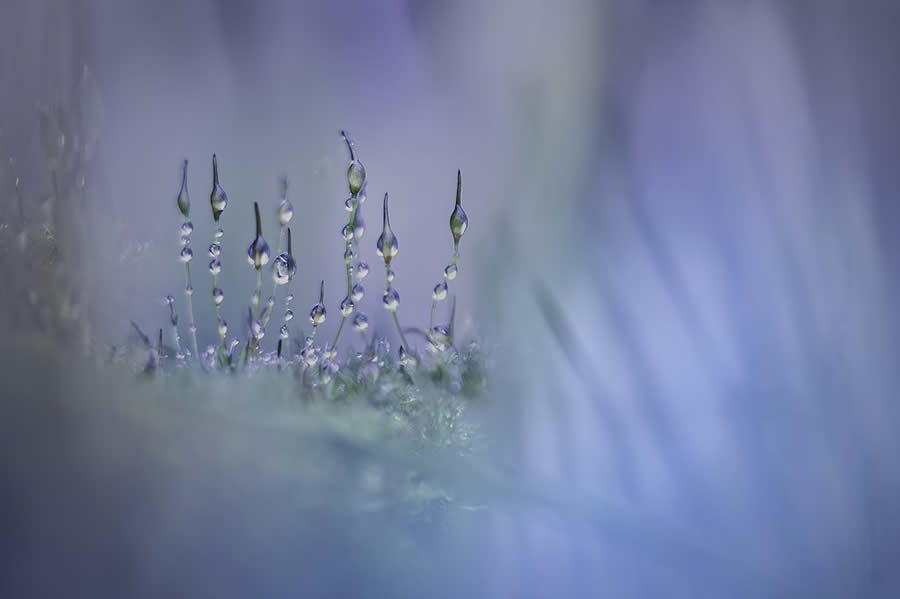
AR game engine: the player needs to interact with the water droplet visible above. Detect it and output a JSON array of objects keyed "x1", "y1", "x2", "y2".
[
  {"x1": 351, "y1": 283, "x2": 365, "y2": 302},
  {"x1": 353, "y1": 216, "x2": 365, "y2": 240},
  {"x1": 301, "y1": 346, "x2": 320, "y2": 367},
  {"x1": 375, "y1": 193, "x2": 399, "y2": 264},
  {"x1": 356, "y1": 262, "x2": 369, "y2": 280},
  {"x1": 179, "y1": 246, "x2": 193, "y2": 263},
  {"x1": 278, "y1": 199, "x2": 294, "y2": 226},
  {"x1": 185, "y1": 285, "x2": 194, "y2": 296},
  {"x1": 358, "y1": 185, "x2": 367, "y2": 205},
  {"x1": 218, "y1": 319, "x2": 228, "y2": 337},
  {"x1": 252, "y1": 320, "x2": 264, "y2": 338},
  {"x1": 386, "y1": 269, "x2": 395, "y2": 283},
  {"x1": 428, "y1": 325, "x2": 450, "y2": 351},
  {"x1": 310, "y1": 280, "x2": 327, "y2": 324},
  {"x1": 432, "y1": 280, "x2": 448, "y2": 301},
  {"x1": 284, "y1": 309, "x2": 294, "y2": 321},
  {"x1": 210, "y1": 155, "x2": 228, "y2": 221},
  {"x1": 344, "y1": 196, "x2": 357, "y2": 212},
  {"x1": 209, "y1": 259, "x2": 221, "y2": 275},
  {"x1": 383, "y1": 288, "x2": 400, "y2": 311},
  {"x1": 208, "y1": 243, "x2": 220, "y2": 258},
  {"x1": 398, "y1": 346, "x2": 416, "y2": 367},
  {"x1": 344, "y1": 245, "x2": 355, "y2": 262},
  {"x1": 165, "y1": 295, "x2": 175, "y2": 305},
  {"x1": 272, "y1": 253, "x2": 291, "y2": 285},
  {"x1": 180, "y1": 236, "x2": 190, "y2": 247},
  {"x1": 180, "y1": 220, "x2": 194, "y2": 237},
  {"x1": 310, "y1": 305, "x2": 326, "y2": 325},
  {"x1": 177, "y1": 160, "x2": 190, "y2": 218},
  {"x1": 247, "y1": 202, "x2": 270, "y2": 270},
  {"x1": 213, "y1": 288, "x2": 224, "y2": 305},
  {"x1": 280, "y1": 324, "x2": 289, "y2": 339},
  {"x1": 444, "y1": 263, "x2": 458, "y2": 280},
  {"x1": 251, "y1": 290, "x2": 260, "y2": 307},
  {"x1": 449, "y1": 170, "x2": 468, "y2": 245},
  {"x1": 353, "y1": 312, "x2": 369, "y2": 331},
  {"x1": 340, "y1": 295, "x2": 355, "y2": 317},
  {"x1": 286, "y1": 293, "x2": 294, "y2": 303},
  {"x1": 341, "y1": 224, "x2": 354, "y2": 242},
  {"x1": 214, "y1": 227, "x2": 224, "y2": 240}
]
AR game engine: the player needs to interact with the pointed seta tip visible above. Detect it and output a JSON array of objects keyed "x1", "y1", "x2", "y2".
[
  {"x1": 382, "y1": 192, "x2": 390, "y2": 224},
  {"x1": 341, "y1": 130, "x2": 356, "y2": 160},
  {"x1": 319, "y1": 280, "x2": 325, "y2": 303},
  {"x1": 287, "y1": 227, "x2": 292, "y2": 253},
  {"x1": 253, "y1": 202, "x2": 261, "y2": 235},
  {"x1": 456, "y1": 170, "x2": 462, "y2": 205}
]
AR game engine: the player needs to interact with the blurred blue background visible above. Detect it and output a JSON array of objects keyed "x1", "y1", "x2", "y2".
[{"x1": 2, "y1": 0, "x2": 899, "y2": 597}]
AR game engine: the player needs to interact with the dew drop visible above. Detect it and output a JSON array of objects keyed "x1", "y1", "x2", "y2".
[
  {"x1": 353, "y1": 216, "x2": 365, "y2": 240},
  {"x1": 214, "y1": 227, "x2": 224, "y2": 240},
  {"x1": 213, "y1": 288, "x2": 224, "y2": 305},
  {"x1": 344, "y1": 245, "x2": 355, "y2": 262},
  {"x1": 286, "y1": 293, "x2": 294, "y2": 303},
  {"x1": 344, "y1": 196, "x2": 357, "y2": 212},
  {"x1": 218, "y1": 319, "x2": 228, "y2": 337},
  {"x1": 310, "y1": 304, "x2": 326, "y2": 325},
  {"x1": 356, "y1": 262, "x2": 369, "y2": 280},
  {"x1": 181, "y1": 221, "x2": 194, "y2": 237},
  {"x1": 351, "y1": 283, "x2": 365, "y2": 302},
  {"x1": 284, "y1": 309, "x2": 294, "y2": 321},
  {"x1": 348, "y1": 161, "x2": 366, "y2": 195},
  {"x1": 209, "y1": 259, "x2": 221, "y2": 275},
  {"x1": 280, "y1": 324, "x2": 289, "y2": 339},
  {"x1": 353, "y1": 312, "x2": 369, "y2": 331},
  {"x1": 179, "y1": 247, "x2": 193, "y2": 263},
  {"x1": 208, "y1": 243, "x2": 220, "y2": 258},
  {"x1": 247, "y1": 203, "x2": 270, "y2": 270},
  {"x1": 272, "y1": 253, "x2": 291, "y2": 285},
  {"x1": 341, "y1": 224, "x2": 354, "y2": 242},
  {"x1": 375, "y1": 193, "x2": 399, "y2": 264},
  {"x1": 444, "y1": 263, "x2": 458, "y2": 280},
  {"x1": 251, "y1": 290, "x2": 260, "y2": 307},
  {"x1": 383, "y1": 288, "x2": 400, "y2": 311},
  {"x1": 340, "y1": 295, "x2": 355, "y2": 317},
  {"x1": 386, "y1": 269, "x2": 395, "y2": 283},
  {"x1": 278, "y1": 198, "x2": 294, "y2": 226},
  {"x1": 432, "y1": 280, "x2": 448, "y2": 301},
  {"x1": 185, "y1": 285, "x2": 194, "y2": 296}
]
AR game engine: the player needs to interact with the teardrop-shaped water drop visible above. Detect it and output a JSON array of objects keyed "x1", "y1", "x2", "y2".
[
  {"x1": 210, "y1": 155, "x2": 228, "y2": 221},
  {"x1": 344, "y1": 245, "x2": 355, "y2": 262},
  {"x1": 284, "y1": 309, "x2": 294, "y2": 321},
  {"x1": 449, "y1": 170, "x2": 468, "y2": 244},
  {"x1": 286, "y1": 293, "x2": 294, "y2": 303},
  {"x1": 383, "y1": 288, "x2": 400, "y2": 311},
  {"x1": 375, "y1": 193, "x2": 398, "y2": 264},
  {"x1": 272, "y1": 253, "x2": 291, "y2": 285},
  {"x1": 209, "y1": 259, "x2": 221, "y2": 275},
  {"x1": 214, "y1": 227, "x2": 224, "y2": 240},
  {"x1": 177, "y1": 160, "x2": 191, "y2": 217},
  {"x1": 247, "y1": 202, "x2": 270, "y2": 270},
  {"x1": 185, "y1": 285, "x2": 194, "y2": 296},
  {"x1": 213, "y1": 287, "x2": 224, "y2": 305},
  {"x1": 218, "y1": 319, "x2": 228, "y2": 338},
  {"x1": 429, "y1": 325, "x2": 450, "y2": 351},
  {"x1": 353, "y1": 312, "x2": 369, "y2": 331},
  {"x1": 353, "y1": 216, "x2": 365, "y2": 240},
  {"x1": 341, "y1": 223, "x2": 354, "y2": 242},
  {"x1": 432, "y1": 280, "x2": 448, "y2": 301},
  {"x1": 209, "y1": 242, "x2": 221, "y2": 258},
  {"x1": 351, "y1": 283, "x2": 364, "y2": 302},
  {"x1": 340, "y1": 295, "x2": 355, "y2": 317},
  {"x1": 386, "y1": 269, "x2": 395, "y2": 283},
  {"x1": 181, "y1": 220, "x2": 194, "y2": 237},
  {"x1": 278, "y1": 180, "x2": 294, "y2": 225},
  {"x1": 310, "y1": 280, "x2": 327, "y2": 325},
  {"x1": 344, "y1": 196, "x2": 357, "y2": 212},
  {"x1": 356, "y1": 262, "x2": 369, "y2": 280},
  {"x1": 179, "y1": 246, "x2": 193, "y2": 263},
  {"x1": 280, "y1": 324, "x2": 289, "y2": 339},
  {"x1": 444, "y1": 263, "x2": 458, "y2": 280}
]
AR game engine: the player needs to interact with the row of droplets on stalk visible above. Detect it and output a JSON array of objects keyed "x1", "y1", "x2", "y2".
[{"x1": 164, "y1": 131, "x2": 468, "y2": 371}]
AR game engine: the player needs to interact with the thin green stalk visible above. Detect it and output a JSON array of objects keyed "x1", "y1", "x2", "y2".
[
  {"x1": 386, "y1": 263, "x2": 409, "y2": 350},
  {"x1": 183, "y1": 262, "x2": 199, "y2": 358}
]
